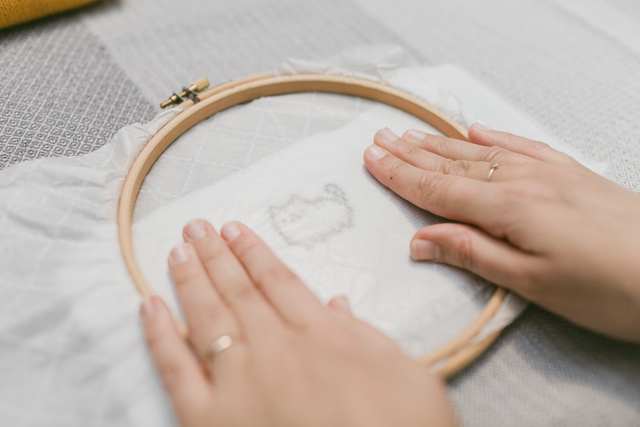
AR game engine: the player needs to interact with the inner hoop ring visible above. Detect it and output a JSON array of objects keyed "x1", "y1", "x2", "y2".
[{"x1": 117, "y1": 73, "x2": 508, "y2": 379}]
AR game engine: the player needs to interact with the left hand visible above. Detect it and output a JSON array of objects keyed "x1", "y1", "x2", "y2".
[{"x1": 140, "y1": 220, "x2": 456, "y2": 427}]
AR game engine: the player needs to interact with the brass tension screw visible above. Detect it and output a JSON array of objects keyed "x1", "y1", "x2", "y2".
[{"x1": 160, "y1": 78, "x2": 210, "y2": 109}]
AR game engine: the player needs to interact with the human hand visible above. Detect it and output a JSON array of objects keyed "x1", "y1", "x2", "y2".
[
  {"x1": 364, "y1": 124, "x2": 640, "y2": 342},
  {"x1": 140, "y1": 220, "x2": 456, "y2": 427}
]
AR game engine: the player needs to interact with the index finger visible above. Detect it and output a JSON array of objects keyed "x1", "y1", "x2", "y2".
[
  {"x1": 221, "y1": 222, "x2": 328, "y2": 329},
  {"x1": 363, "y1": 144, "x2": 502, "y2": 227}
]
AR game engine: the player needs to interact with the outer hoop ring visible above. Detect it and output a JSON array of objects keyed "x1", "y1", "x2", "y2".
[{"x1": 118, "y1": 73, "x2": 507, "y2": 379}]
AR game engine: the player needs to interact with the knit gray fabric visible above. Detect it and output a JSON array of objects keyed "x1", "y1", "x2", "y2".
[
  {"x1": 0, "y1": 0, "x2": 639, "y2": 425},
  {"x1": 82, "y1": 0, "x2": 418, "y2": 104},
  {"x1": 0, "y1": 16, "x2": 155, "y2": 170}
]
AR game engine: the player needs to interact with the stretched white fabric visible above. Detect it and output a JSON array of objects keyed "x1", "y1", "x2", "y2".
[{"x1": 0, "y1": 47, "x2": 606, "y2": 426}]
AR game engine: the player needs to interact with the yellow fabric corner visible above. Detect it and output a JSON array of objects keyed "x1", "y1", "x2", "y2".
[{"x1": 0, "y1": 0, "x2": 98, "y2": 29}]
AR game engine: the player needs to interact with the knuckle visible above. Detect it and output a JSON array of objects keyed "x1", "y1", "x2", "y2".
[
  {"x1": 438, "y1": 159, "x2": 454, "y2": 174},
  {"x1": 449, "y1": 230, "x2": 476, "y2": 271},
  {"x1": 401, "y1": 142, "x2": 423, "y2": 160},
  {"x1": 230, "y1": 234, "x2": 262, "y2": 260},
  {"x1": 223, "y1": 284, "x2": 256, "y2": 306},
  {"x1": 528, "y1": 140, "x2": 552, "y2": 154},
  {"x1": 386, "y1": 160, "x2": 404, "y2": 180},
  {"x1": 189, "y1": 308, "x2": 226, "y2": 338},
  {"x1": 198, "y1": 238, "x2": 228, "y2": 264},
  {"x1": 483, "y1": 146, "x2": 508, "y2": 163},
  {"x1": 417, "y1": 172, "x2": 444, "y2": 201},
  {"x1": 441, "y1": 159, "x2": 472, "y2": 176},
  {"x1": 427, "y1": 135, "x2": 447, "y2": 152},
  {"x1": 256, "y1": 266, "x2": 299, "y2": 290},
  {"x1": 171, "y1": 265, "x2": 202, "y2": 289}
]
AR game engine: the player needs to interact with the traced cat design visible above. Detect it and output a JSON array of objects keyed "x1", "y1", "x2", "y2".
[{"x1": 270, "y1": 184, "x2": 353, "y2": 248}]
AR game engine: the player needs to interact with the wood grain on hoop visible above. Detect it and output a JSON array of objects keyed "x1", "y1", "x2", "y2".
[{"x1": 118, "y1": 73, "x2": 506, "y2": 379}]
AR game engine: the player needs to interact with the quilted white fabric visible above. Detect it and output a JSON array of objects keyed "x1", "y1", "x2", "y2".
[{"x1": 0, "y1": 109, "x2": 180, "y2": 426}]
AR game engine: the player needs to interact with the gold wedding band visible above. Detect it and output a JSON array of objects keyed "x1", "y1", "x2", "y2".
[
  {"x1": 206, "y1": 335, "x2": 233, "y2": 363},
  {"x1": 486, "y1": 163, "x2": 500, "y2": 182}
]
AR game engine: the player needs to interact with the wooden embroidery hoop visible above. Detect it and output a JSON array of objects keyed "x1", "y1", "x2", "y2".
[{"x1": 118, "y1": 73, "x2": 508, "y2": 379}]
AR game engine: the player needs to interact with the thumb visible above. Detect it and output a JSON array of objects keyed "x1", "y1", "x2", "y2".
[{"x1": 410, "y1": 223, "x2": 535, "y2": 293}]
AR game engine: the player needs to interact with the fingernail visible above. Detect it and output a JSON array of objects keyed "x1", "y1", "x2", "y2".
[
  {"x1": 221, "y1": 222, "x2": 241, "y2": 241},
  {"x1": 169, "y1": 244, "x2": 189, "y2": 264},
  {"x1": 378, "y1": 127, "x2": 400, "y2": 143},
  {"x1": 405, "y1": 129, "x2": 427, "y2": 143},
  {"x1": 184, "y1": 220, "x2": 207, "y2": 242},
  {"x1": 472, "y1": 121, "x2": 491, "y2": 132},
  {"x1": 411, "y1": 239, "x2": 439, "y2": 261},
  {"x1": 365, "y1": 144, "x2": 387, "y2": 160},
  {"x1": 140, "y1": 296, "x2": 155, "y2": 319},
  {"x1": 333, "y1": 295, "x2": 352, "y2": 314}
]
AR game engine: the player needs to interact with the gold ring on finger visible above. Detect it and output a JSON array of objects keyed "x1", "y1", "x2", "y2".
[
  {"x1": 205, "y1": 335, "x2": 233, "y2": 364},
  {"x1": 486, "y1": 163, "x2": 500, "y2": 182}
]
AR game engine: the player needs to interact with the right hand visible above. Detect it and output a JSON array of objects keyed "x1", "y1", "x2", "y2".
[{"x1": 364, "y1": 124, "x2": 640, "y2": 342}]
